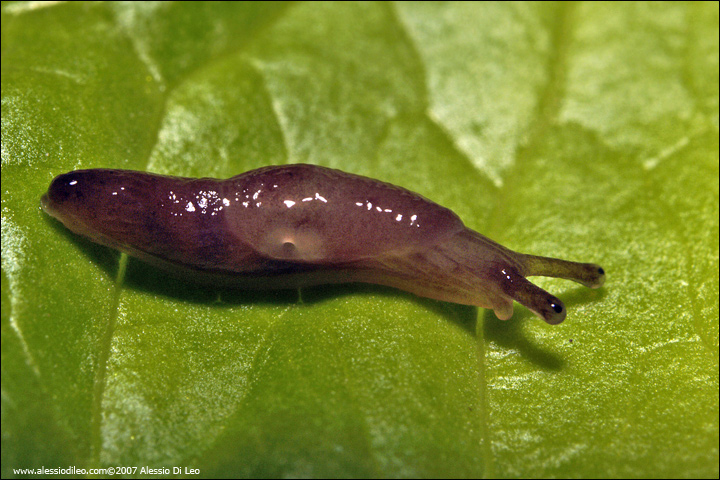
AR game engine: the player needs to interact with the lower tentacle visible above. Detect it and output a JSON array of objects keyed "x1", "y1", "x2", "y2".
[{"x1": 492, "y1": 268, "x2": 567, "y2": 324}]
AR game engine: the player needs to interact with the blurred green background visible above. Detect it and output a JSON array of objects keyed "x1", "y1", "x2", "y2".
[{"x1": 2, "y1": 2, "x2": 718, "y2": 478}]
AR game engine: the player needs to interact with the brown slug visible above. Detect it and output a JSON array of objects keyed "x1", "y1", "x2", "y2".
[{"x1": 41, "y1": 164, "x2": 605, "y2": 324}]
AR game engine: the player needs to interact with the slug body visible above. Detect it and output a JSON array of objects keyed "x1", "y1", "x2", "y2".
[{"x1": 41, "y1": 164, "x2": 605, "y2": 324}]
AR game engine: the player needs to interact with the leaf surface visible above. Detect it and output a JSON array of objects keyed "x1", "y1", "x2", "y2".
[{"x1": 2, "y1": 2, "x2": 718, "y2": 478}]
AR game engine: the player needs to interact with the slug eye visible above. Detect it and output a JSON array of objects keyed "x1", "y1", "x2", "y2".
[{"x1": 542, "y1": 297, "x2": 566, "y2": 325}]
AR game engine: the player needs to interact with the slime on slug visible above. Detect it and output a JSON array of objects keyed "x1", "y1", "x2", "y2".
[{"x1": 41, "y1": 164, "x2": 605, "y2": 324}]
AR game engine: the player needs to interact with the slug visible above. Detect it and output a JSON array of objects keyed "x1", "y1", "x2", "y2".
[{"x1": 41, "y1": 164, "x2": 605, "y2": 324}]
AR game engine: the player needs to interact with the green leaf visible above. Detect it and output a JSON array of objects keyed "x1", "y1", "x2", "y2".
[{"x1": 2, "y1": 2, "x2": 718, "y2": 478}]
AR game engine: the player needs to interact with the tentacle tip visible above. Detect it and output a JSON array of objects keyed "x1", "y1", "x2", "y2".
[
  {"x1": 539, "y1": 299, "x2": 566, "y2": 324},
  {"x1": 590, "y1": 265, "x2": 606, "y2": 288},
  {"x1": 492, "y1": 304, "x2": 514, "y2": 321}
]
